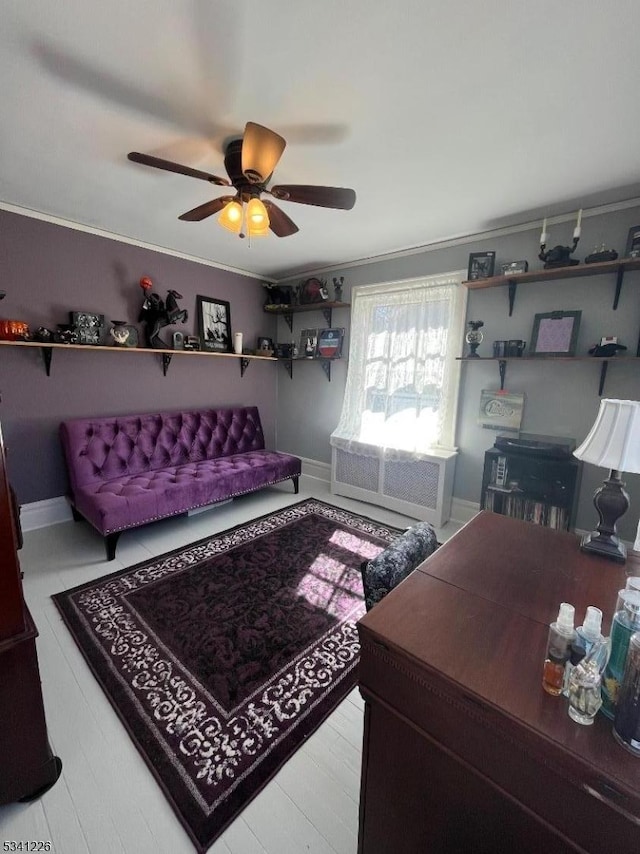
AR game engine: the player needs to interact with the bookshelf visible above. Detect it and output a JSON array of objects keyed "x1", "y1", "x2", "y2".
[{"x1": 480, "y1": 444, "x2": 582, "y2": 531}]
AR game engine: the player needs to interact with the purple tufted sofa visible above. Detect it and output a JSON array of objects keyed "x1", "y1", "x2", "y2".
[{"x1": 60, "y1": 406, "x2": 301, "y2": 560}]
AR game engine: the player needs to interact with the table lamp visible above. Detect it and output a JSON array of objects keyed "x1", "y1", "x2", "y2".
[{"x1": 573, "y1": 399, "x2": 640, "y2": 563}]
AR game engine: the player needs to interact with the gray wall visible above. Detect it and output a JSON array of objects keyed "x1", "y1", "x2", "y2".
[
  {"x1": 0, "y1": 210, "x2": 278, "y2": 504},
  {"x1": 275, "y1": 205, "x2": 640, "y2": 541}
]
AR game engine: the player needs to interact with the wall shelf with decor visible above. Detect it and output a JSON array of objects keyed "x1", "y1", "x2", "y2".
[
  {"x1": 263, "y1": 301, "x2": 350, "y2": 332},
  {"x1": 0, "y1": 340, "x2": 276, "y2": 378},
  {"x1": 277, "y1": 356, "x2": 342, "y2": 382},
  {"x1": 457, "y1": 355, "x2": 640, "y2": 396},
  {"x1": 462, "y1": 257, "x2": 640, "y2": 315}
]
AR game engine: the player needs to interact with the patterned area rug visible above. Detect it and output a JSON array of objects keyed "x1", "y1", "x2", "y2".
[{"x1": 53, "y1": 498, "x2": 401, "y2": 851}]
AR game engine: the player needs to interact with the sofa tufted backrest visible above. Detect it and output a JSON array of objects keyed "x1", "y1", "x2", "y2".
[{"x1": 60, "y1": 407, "x2": 266, "y2": 493}]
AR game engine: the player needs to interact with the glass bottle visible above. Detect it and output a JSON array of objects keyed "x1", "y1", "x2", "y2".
[
  {"x1": 543, "y1": 602, "x2": 576, "y2": 696},
  {"x1": 563, "y1": 605, "x2": 603, "y2": 696},
  {"x1": 613, "y1": 632, "x2": 640, "y2": 755},
  {"x1": 567, "y1": 639, "x2": 609, "y2": 725},
  {"x1": 601, "y1": 589, "x2": 640, "y2": 719}
]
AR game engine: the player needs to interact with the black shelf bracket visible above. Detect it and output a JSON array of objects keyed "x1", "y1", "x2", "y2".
[
  {"x1": 507, "y1": 281, "x2": 517, "y2": 316},
  {"x1": 321, "y1": 307, "x2": 333, "y2": 326},
  {"x1": 40, "y1": 346, "x2": 53, "y2": 376},
  {"x1": 161, "y1": 354, "x2": 172, "y2": 376},
  {"x1": 282, "y1": 358, "x2": 293, "y2": 379},
  {"x1": 598, "y1": 360, "x2": 609, "y2": 396},
  {"x1": 240, "y1": 357, "x2": 250, "y2": 377},
  {"x1": 612, "y1": 264, "x2": 626, "y2": 310},
  {"x1": 282, "y1": 312, "x2": 293, "y2": 333},
  {"x1": 320, "y1": 359, "x2": 332, "y2": 382},
  {"x1": 498, "y1": 359, "x2": 507, "y2": 390}
]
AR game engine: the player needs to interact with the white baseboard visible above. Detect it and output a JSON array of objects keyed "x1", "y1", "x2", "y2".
[
  {"x1": 20, "y1": 496, "x2": 72, "y2": 532},
  {"x1": 300, "y1": 457, "x2": 331, "y2": 484},
  {"x1": 450, "y1": 498, "x2": 480, "y2": 524}
]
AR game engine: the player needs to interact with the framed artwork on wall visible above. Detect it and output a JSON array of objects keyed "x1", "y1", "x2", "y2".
[
  {"x1": 530, "y1": 310, "x2": 581, "y2": 357},
  {"x1": 196, "y1": 296, "x2": 232, "y2": 353},
  {"x1": 478, "y1": 390, "x2": 524, "y2": 431}
]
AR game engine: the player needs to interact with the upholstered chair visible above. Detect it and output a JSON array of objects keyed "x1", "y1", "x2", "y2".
[{"x1": 361, "y1": 522, "x2": 438, "y2": 611}]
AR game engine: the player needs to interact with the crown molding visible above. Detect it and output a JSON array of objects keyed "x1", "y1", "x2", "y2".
[
  {"x1": 273, "y1": 196, "x2": 640, "y2": 282},
  {"x1": 4, "y1": 195, "x2": 640, "y2": 286},
  {"x1": 0, "y1": 201, "x2": 265, "y2": 281}
]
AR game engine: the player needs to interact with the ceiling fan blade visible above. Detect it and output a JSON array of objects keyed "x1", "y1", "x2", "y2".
[
  {"x1": 241, "y1": 122, "x2": 286, "y2": 184},
  {"x1": 178, "y1": 196, "x2": 234, "y2": 221},
  {"x1": 263, "y1": 201, "x2": 299, "y2": 237},
  {"x1": 269, "y1": 184, "x2": 356, "y2": 210},
  {"x1": 128, "y1": 152, "x2": 230, "y2": 186}
]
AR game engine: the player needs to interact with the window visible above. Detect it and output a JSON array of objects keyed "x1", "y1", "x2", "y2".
[{"x1": 331, "y1": 271, "x2": 466, "y2": 456}]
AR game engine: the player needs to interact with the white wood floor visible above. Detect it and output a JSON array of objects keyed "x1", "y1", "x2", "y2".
[{"x1": 0, "y1": 479, "x2": 463, "y2": 854}]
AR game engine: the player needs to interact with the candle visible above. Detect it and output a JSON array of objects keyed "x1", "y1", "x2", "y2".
[
  {"x1": 540, "y1": 217, "x2": 548, "y2": 244},
  {"x1": 573, "y1": 209, "x2": 582, "y2": 240}
]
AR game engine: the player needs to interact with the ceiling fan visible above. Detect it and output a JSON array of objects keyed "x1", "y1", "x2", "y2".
[{"x1": 128, "y1": 122, "x2": 356, "y2": 238}]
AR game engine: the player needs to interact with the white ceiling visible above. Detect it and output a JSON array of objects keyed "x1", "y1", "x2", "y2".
[{"x1": 3, "y1": 0, "x2": 640, "y2": 280}]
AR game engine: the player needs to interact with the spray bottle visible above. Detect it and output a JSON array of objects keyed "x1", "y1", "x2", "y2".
[
  {"x1": 543, "y1": 603, "x2": 576, "y2": 696},
  {"x1": 563, "y1": 606, "x2": 604, "y2": 696}
]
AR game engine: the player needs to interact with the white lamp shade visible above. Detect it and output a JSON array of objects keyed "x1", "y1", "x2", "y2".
[{"x1": 574, "y1": 399, "x2": 640, "y2": 473}]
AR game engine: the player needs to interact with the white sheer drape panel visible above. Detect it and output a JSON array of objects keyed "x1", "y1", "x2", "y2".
[{"x1": 331, "y1": 273, "x2": 465, "y2": 458}]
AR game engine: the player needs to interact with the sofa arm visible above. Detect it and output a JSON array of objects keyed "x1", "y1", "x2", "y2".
[{"x1": 360, "y1": 522, "x2": 438, "y2": 611}]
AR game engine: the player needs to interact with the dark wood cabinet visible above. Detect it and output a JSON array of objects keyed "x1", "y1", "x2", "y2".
[
  {"x1": 480, "y1": 444, "x2": 582, "y2": 530},
  {"x1": 357, "y1": 512, "x2": 640, "y2": 854},
  {"x1": 0, "y1": 422, "x2": 61, "y2": 804}
]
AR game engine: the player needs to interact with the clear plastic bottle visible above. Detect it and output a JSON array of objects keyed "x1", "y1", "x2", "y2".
[
  {"x1": 543, "y1": 603, "x2": 576, "y2": 696},
  {"x1": 601, "y1": 589, "x2": 640, "y2": 719},
  {"x1": 563, "y1": 606, "x2": 604, "y2": 696},
  {"x1": 567, "y1": 638, "x2": 609, "y2": 725}
]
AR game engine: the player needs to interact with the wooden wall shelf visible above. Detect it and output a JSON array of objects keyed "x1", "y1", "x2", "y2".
[
  {"x1": 263, "y1": 301, "x2": 350, "y2": 332},
  {"x1": 457, "y1": 355, "x2": 640, "y2": 396},
  {"x1": 462, "y1": 257, "x2": 640, "y2": 315},
  {"x1": 277, "y1": 356, "x2": 342, "y2": 382},
  {"x1": 0, "y1": 339, "x2": 276, "y2": 378}
]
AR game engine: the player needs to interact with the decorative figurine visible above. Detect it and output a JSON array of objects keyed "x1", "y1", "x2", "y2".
[
  {"x1": 109, "y1": 320, "x2": 130, "y2": 347},
  {"x1": 138, "y1": 277, "x2": 188, "y2": 349},
  {"x1": 465, "y1": 320, "x2": 484, "y2": 358},
  {"x1": 585, "y1": 245, "x2": 619, "y2": 264},
  {"x1": 588, "y1": 336, "x2": 627, "y2": 357},
  {"x1": 332, "y1": 276, "x2": 344, "y2": 302},
  {"x1": 538, "y1": 210, "x2": 581, "y2": 269}
]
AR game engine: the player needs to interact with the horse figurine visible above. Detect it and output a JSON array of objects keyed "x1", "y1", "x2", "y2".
[{"x1": 138, "y1": 278, "x2": 188, "y2": 348}]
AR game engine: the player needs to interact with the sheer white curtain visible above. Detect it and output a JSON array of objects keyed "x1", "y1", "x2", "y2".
[{"x1": 330, "y1": 271, "x2": 466, "y2": 459}]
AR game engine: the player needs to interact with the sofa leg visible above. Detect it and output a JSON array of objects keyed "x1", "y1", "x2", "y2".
[
  {"x1": 105, "y1": 532, "x2": 121, "y2": 562},
  {"x1": 292, "y1": 476, "x2": 299, "y2": 494},
  {"x1": 71, "y1": 505, "x2": 83, "y2": 522}
]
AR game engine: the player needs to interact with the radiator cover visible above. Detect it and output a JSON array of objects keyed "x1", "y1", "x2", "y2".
[{"x1": 331, "y1": 446, "x2": 457, "y2": 528}]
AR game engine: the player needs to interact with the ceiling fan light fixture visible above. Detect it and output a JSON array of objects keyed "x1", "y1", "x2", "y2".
[
  {"x1": 218, "y1": 199, "x2": 243, "y2": 233},
  {"x1": 247, "y1": 197, "x2": 269, "y2": 226}
]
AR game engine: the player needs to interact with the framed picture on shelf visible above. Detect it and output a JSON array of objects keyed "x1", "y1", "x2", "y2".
[
  {"x1": 256, "y1": 336, "x2": 274, "y2": 355},
  {"x1": 467, "y1": 251, "x2": 496, "y2": 281},
  {"x1": 316, "y1": 328, "x2": 344, "y2": 359},
  {"x1": 500, "y1": 260, "x2": 528, "y2": 276},
  {"x1": 196, "y1": 296, "x2": 232, "y2": 353},
  {"x1": 530, "y1": 310, "x2": 581, "y2": 356},
  {"x1": 299, "y1": 328, "x2": 318, "y2": 358},
  {"x1": 624, "y1": 225, "x2": 640, "y2": 258}
]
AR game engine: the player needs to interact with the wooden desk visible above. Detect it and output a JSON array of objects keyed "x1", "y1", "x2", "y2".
[{"x1": 357, "y1": 512, "x2": 640, "y2": 854}]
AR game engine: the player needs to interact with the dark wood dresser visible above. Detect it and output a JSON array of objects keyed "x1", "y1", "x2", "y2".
[
  {"x1": 357, "y1": 511, "x2": 640, "y2": 853},
  {"x1": 0, "y1": 422, "x2": 61, "y2": 804}
]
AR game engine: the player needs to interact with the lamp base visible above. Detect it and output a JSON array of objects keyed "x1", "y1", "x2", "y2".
[{"x1": 580, "y1": 530, "x2": 627, "y2": 563}]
